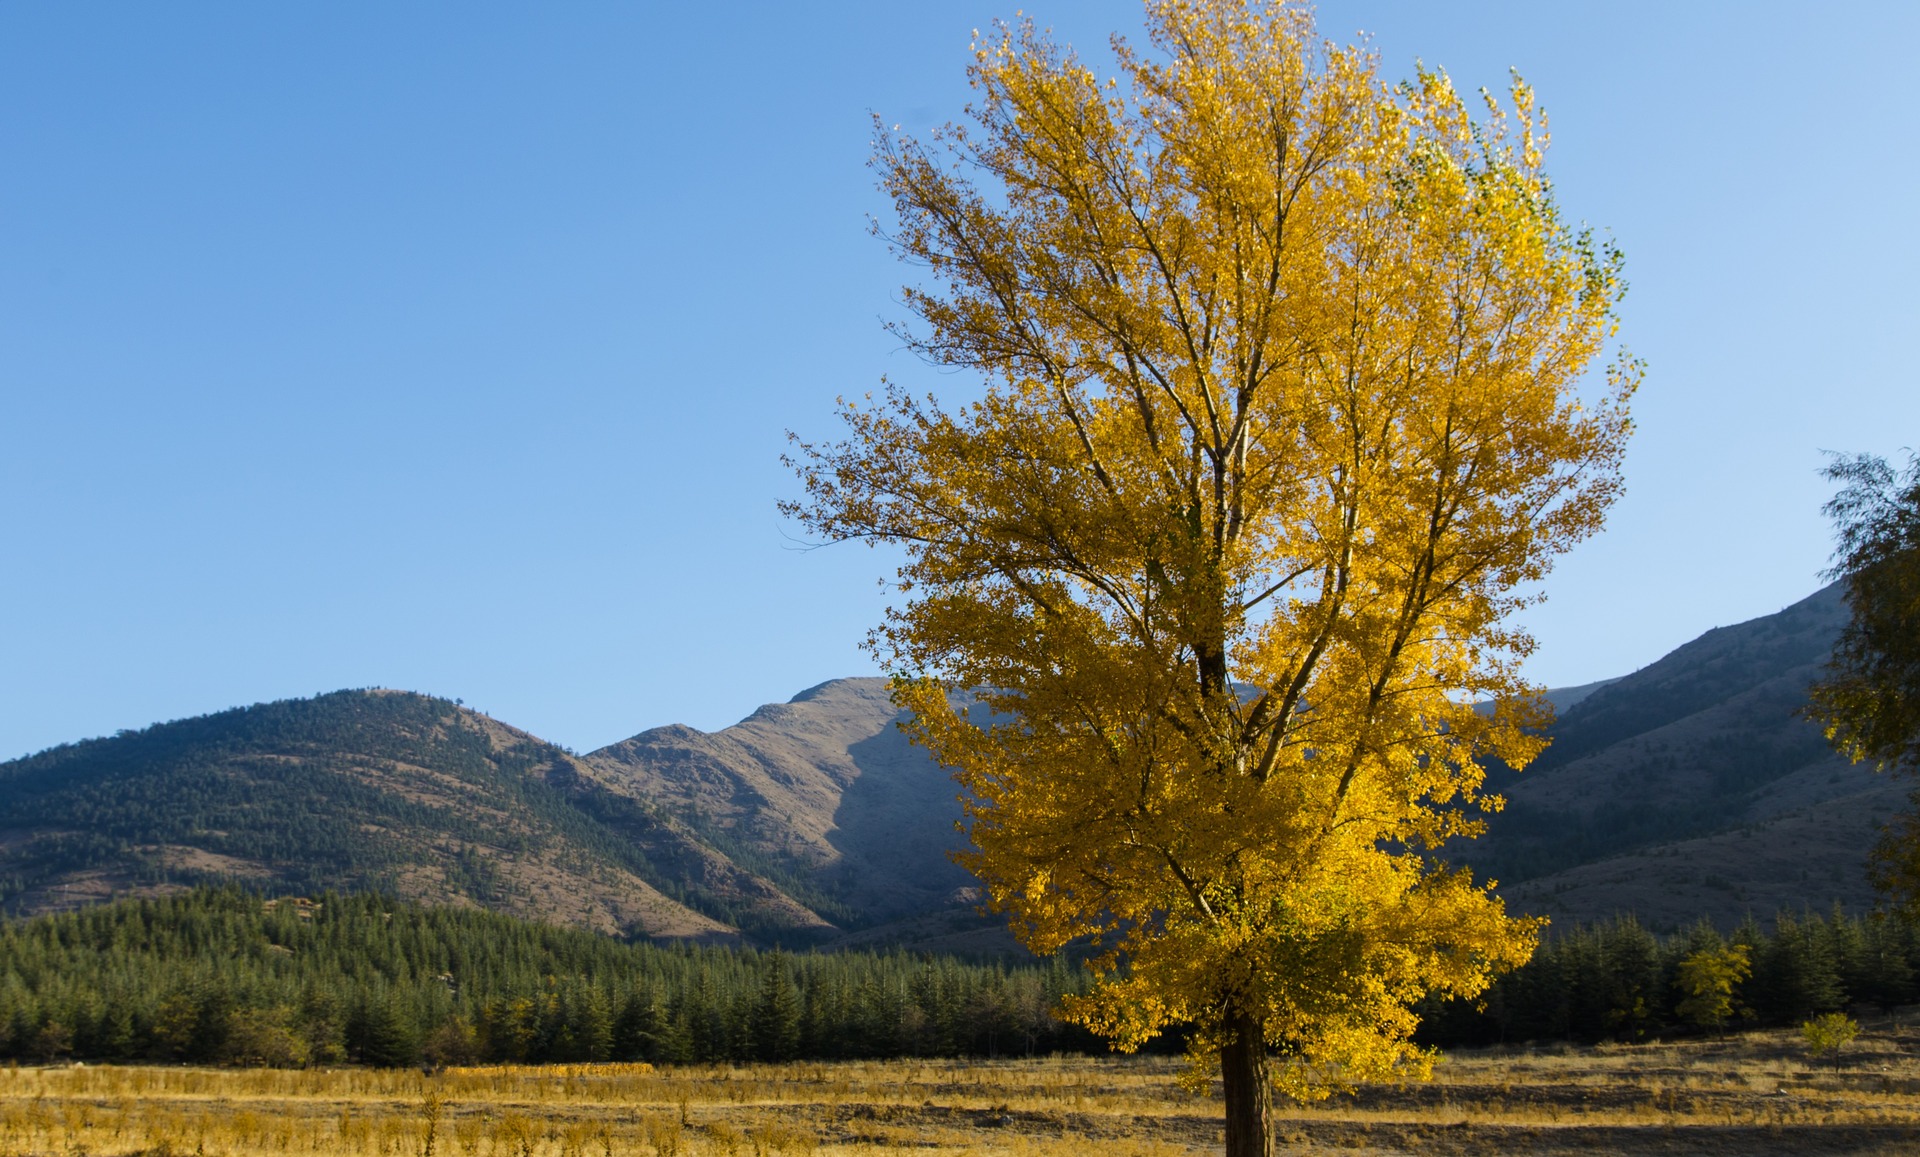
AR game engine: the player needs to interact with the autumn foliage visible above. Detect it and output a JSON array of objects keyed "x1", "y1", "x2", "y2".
[{"x1": 788, "y1": 1, "x2": 1633, "y2": 1150}]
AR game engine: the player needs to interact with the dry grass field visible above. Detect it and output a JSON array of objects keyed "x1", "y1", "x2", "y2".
[{"x1": 6, "y1": 1019, "x2": 1920, "y2": 1156}]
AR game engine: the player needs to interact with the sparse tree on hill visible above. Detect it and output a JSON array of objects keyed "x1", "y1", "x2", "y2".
[
  {"x1": 786, "y1": 1, "x2": 1635, "y2": 1152},
  {"x1": 1808, "y1": 450, "x2": 1920, "y2": 910}
]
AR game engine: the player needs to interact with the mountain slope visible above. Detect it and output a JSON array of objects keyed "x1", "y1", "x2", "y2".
[
  {"x1": 1528, "y1": 583, "x2": 1849, "y2": 777},
  {"x1": 0, "y1": 690, "x2": 827, "y2": 941},
  {"x1": 1478, "y1": 583, "x2": 1901, "y2": 928},
  {"x1": 1, "y1": 581, "x2": 1904, "y2": 945},
  {"x1": 582, "y1": 678, "x2": 977, "y2": 929}
]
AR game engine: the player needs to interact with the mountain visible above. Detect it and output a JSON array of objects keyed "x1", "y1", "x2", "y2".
[
  {"x1": 580, "y1": 677, "x2": 1017, "y2": 953},
  {"x1": 1479, "y1": 583, "x2": 1905, "y2": 930},
  {"x1": 0, "y1": 582, "x2": 1904, "y2": 945},
  {"x1": 0, "y1": 679, "x2": 988, "y2": 948},
  {"x1": 582, "y1": 679, "x2": 976, "y2": 928},
  {"x1": 0, "y1": 689, "x2": 828, "y2": 942}
]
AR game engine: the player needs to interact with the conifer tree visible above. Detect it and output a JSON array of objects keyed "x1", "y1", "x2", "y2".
[
  {"x1": 352, "y1": 991, "x2": 421, "y2": 1068},
  {"x1": 751, "y1": 953, "x2": 803, "y2": 1063},
  {"x1": 1750, "y1": 911, "x2": 1844, "y2": 1024},
  {"x1": 612, "y1": 989, "x2": 663, "y2": 1062},
  {"x1": 1855, "y1": 916, "x2": 1916, "y2": 1010}
]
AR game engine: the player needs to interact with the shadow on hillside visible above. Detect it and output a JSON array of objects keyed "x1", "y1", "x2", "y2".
[{"x1": 824, "y1": 720, "x2": 976, "y2": 924}]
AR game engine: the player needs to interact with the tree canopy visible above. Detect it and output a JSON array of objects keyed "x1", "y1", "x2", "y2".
[
  {"x1": 788, "y1": 3, "x2": 1634, "y2": 1152},
  {"x1": 1809, "y1": 450, "x2": 1920, "y2": 909},
  {"x1": 1810, "y1": 451, "x2": 1920, "y2": 775}
]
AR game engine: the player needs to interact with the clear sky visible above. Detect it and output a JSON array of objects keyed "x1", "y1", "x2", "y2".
[{"x1": 4, "y1": 2, "x2": 1916, "y2": 760}]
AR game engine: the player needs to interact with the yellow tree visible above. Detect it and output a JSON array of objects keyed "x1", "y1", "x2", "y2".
[
  {"x1": 787, "y1": 3, "x2": 1635, "y2": 1153},
  {"x1": 1674, "y1": 944, "x2": 1751, "y2": 1036}
]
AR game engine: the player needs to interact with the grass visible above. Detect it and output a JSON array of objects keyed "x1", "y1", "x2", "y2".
[{"x1": 7, "y1": 1016, "x2": 1920, "y2": 1155}]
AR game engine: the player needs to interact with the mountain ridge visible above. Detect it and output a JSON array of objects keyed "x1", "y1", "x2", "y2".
[
  {"x1": 0, "y1": 582, "x2": 1901, "y2": 943},
  {"x1": 1482, "y1": 583, "x2": 1898, "y2": 929},
  {"x1": 581, "y1": 677, "x2": 976, "y2": 930},
  {"x1": 0, "y1": 689, "x2": 826, "y2": 942}
]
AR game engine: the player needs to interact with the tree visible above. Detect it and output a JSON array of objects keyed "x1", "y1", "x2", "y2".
[
  {"x1": 1800, "y1": 1011, "x2": 1860, "y2": 1071},
  {"x1": 1748, "y1": 910, "x2": 1843, "y2": 1025},
  {"x1": 750, "y1": 953, "x2": 803, "y2": 1062},
  {"x1": 787, "y1": 3, "x2": 1634, "y2": 1153},
  {"x1": 1808, "y1": 451, "x2": 1920, "y2": 910},
  {"x1": 1674, "y1": 943, "x2": 1749, "y2": 1036},
  {"x1": 350, "y1": 991, "x2": 421, "y2": 1068}
]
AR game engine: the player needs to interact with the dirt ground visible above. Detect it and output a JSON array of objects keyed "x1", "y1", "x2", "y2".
[{"x1": 4, "y1": 1018, "x2": 1920, "y2": 1155}]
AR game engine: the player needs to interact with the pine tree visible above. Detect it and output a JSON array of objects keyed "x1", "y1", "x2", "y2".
[
  {"x1": 750, "y1": 954, "x2": 802, "y2": 1063},
  {"x1": 612, "y1": 988, "x2": 663, "y2": 1062},
  {"x1": 1750, "y1": 911, "x2": 1844, "y2": 1023},
  {"x1": 352, "y1": 991, "x2": 421, "y2": 1068}
]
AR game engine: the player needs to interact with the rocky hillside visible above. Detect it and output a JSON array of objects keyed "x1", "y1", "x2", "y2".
[{"x1": 583, "y1": 679, "x2": 976, "y2": 928}]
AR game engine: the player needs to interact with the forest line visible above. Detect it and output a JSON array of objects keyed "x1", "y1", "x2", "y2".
[{"x1": 3, "y1": 888, "x2": 1916, "y2": 1068}]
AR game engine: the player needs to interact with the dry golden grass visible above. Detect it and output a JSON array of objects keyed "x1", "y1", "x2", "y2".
[{"x1": 8, "y1": 1017, "x2": 1920, "y2": 1155}]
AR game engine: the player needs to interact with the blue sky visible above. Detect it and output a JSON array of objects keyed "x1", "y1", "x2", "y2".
[{"x1": 4, "y1": 2, "x2": 1916, "y2": 759}]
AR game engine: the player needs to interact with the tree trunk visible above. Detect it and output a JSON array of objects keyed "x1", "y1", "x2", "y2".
[{"x1": 1220, "y1": 1010, "x2": 1274, "y2": 1157}]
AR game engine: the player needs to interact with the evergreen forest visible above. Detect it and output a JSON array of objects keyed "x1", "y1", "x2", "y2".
[
  {"x1": 1420, "y1": 904, "x2": 1920, "y2": 1046},
  {"x1": 4, "y1": 889, "x2": 1920, "y2": 1070},
  {"x1": 0, "y1": 889, "x2": 1094, "y2": 1068}
]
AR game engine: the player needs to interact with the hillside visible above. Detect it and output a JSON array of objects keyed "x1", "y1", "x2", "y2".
[
  {"x1": 0, "y1": 690, "x2": 827, "y2": 941},
  {"x1": 583, "y1": 679, "x2": 978, "y2": 930},
  {"x1": 1481, "y1": 583, "x2": 1903, "y2": 929},
  {"x1": 1, "y1": 581, "x2": 1908, "y2": 945},
  {"x1": 0, "y1": 679, "x2": 992, "y2": 948}
]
